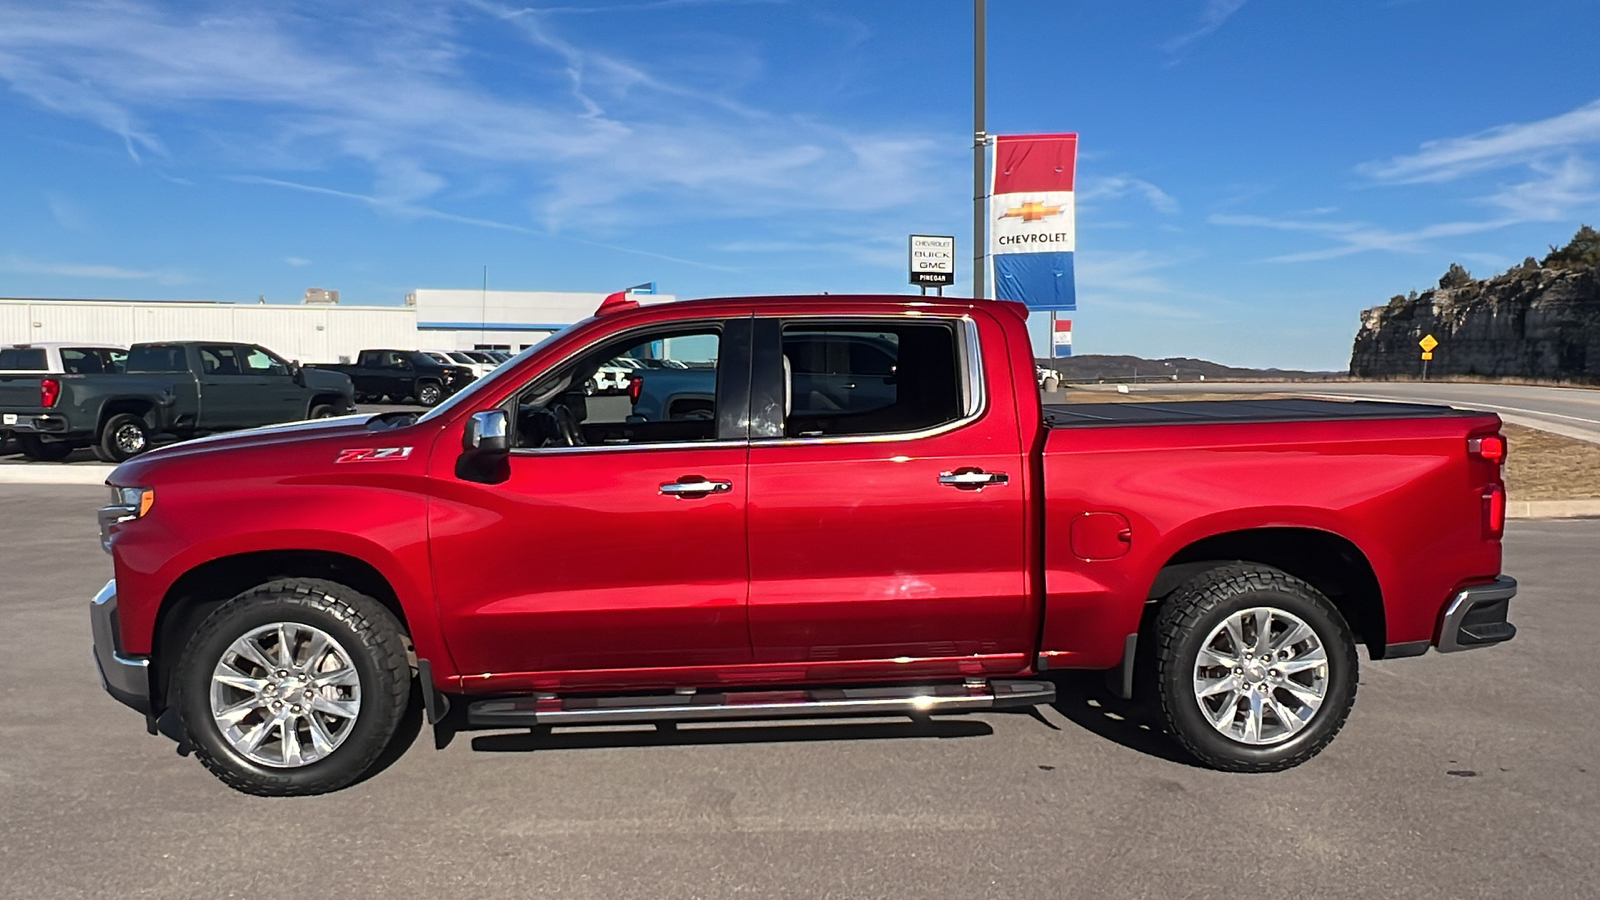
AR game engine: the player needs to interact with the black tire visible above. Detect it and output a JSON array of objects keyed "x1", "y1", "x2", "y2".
[
  {"x1": 415, "y1": 381, "x2": 443, "y2": 407},
  {"x1": 96, "y1": 413, "x2": 150, "y2": 463},
  {"x1": 353, "y1": 393, "x2": 371, "y2": 404},
  {"x1": 16, "y1": 434, "x2": 74, "y2": 461},
  {"x1": 1154, "y1": 564, "x2": 1358, "y2": 773},
  {"x1": 309, "y1": 404, "x2": 339, "y2": 419},
  {"x1": 174, "y1": 578, "x2": 411, "y2": 797}
]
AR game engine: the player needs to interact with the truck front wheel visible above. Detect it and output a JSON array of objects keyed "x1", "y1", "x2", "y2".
[
  {"x1": 174, "y1": 578, "x2": 412, "y2": 796},
  {"x1": 1154, "y1": 564, "x2": 1358, "y2": 772},
  {"x1": 415, "y1": 382, "x2": 443, "y2": 407}
]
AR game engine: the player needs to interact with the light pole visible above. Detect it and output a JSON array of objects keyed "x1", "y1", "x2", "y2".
[{"x1": 973, "y1": 0, "x2": 986, "y2": 301}]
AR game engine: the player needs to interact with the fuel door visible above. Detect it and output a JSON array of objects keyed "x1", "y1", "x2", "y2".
[{"x1": 1070, "y1": 512, "x2": 1133, "y2": 560}]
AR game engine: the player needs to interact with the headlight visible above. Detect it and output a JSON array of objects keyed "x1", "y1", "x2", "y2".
[
  {"x1": 99, "y1": 486, "x2": 154, "y2": 554},
  {"x1": 110, "y1": 486, "x2": 156, "y2": 517}
]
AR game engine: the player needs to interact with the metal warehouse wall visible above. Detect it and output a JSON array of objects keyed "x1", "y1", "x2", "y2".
[{"x1": 0, "y1": 299, "x2": 419, "y2": 363}]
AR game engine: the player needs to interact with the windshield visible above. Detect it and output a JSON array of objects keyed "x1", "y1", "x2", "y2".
[
  {"x1": 447, "y1": 352, "x2": 476, "y2": 364},
  {"x1": 415, "y1": 320, "x2": 589, "y2": 424}
]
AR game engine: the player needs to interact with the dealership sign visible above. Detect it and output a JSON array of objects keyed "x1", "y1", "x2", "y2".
[
  {"x1": 990, "y1": 133, "x2": 1077, "y2": 311},
  {"x1": 908, "y1": 235, "x2": 955, "y2": 287}
]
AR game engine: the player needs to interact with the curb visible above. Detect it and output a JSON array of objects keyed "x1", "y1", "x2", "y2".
[
  {"x1": 0, "y1": 465, "x2": 116, "y2": 486},
  {"x1": 1506, "y1": 499, "x2": 1600, "y2": 519}
]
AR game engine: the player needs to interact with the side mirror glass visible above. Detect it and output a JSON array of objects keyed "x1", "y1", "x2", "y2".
[{"x1": 464, "y1": 409, "x2": 510, "y2": 454}]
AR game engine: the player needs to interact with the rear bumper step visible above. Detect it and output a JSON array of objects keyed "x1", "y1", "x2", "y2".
[{"x1": 466, "y1": 679, "x2": 1055, "y2": 728}]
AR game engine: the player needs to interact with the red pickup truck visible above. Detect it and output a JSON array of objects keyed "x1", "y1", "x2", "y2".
[{"x1": 93, "y1": 294, "x2": 1517, "y2": 795}]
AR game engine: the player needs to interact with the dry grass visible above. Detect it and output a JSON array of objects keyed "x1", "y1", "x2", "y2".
[
  {"x1": 1502, "y1": 423, "x2": 1600, "y2": 500},
  {"x1": 1046, "y1": 387, "x2": 1600, "y2": 501}
]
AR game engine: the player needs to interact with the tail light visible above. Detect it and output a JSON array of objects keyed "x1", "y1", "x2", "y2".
[
  {"x1": 1483, "y1": 486, "x2": 1506, "y2": 537},
  {"x1": 628, "y1": 375, "x2": 643, "y2": 405},
  {"x1": 40, "y1": 378, "x2": 61, "y2": 408},
  {"x1": 1469, "y1": 434, "x2": 1506, "y2": 463}
]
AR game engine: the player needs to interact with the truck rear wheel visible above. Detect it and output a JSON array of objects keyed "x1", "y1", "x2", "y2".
[
  {"x1": 1154, "y1": 564, "x2": 1358, "y2": 772},
  {"x1": 16, "y1": 434, "x2": 73, "y2": 461},
  {"x1": 94, "y1": 413, "x2": 149, "y2": 463},
  {"x1": 173, "y1": 578, "x2": 411, "y2": 796}
]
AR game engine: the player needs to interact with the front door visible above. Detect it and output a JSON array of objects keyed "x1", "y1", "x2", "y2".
[
  {"x1": 430, "y1": 317, "x2": 754, "y2": 683},
  {"x1": 238, "y1": 345, "x2": 306, "y2": 423},
  {"x1": 745, "y1": 315, "x2": 1032, "y2": 670}
]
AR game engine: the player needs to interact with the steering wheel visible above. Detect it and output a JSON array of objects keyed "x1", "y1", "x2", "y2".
[{"x1": 550, "y1": 403, "x2": 584, "y2": 447}]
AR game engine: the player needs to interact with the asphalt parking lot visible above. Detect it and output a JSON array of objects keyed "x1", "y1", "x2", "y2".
[{"x1": 1, "y1": 484, "x2": 1595, "y2": 899}]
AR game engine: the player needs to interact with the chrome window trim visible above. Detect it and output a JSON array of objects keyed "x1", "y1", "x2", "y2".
[
  {"x1": 509, "y1": 439, "x2": 749, "y2": 458},
  {"x1": 748, "y1": 315, "x2": 986, "y2": 447}
]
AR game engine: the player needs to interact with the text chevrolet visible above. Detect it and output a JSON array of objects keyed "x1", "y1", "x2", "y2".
[{"x1": 93, "y1": 294, "x2": 1517, "y2": 795}]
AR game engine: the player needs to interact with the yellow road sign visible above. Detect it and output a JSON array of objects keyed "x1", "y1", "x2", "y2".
[
  {"x1": 1419, "y1": 334, "x2": 1439, "y2": 352},
  {"x1": 1421, "y1": 351, "x2": 1434, "y2": 360}
]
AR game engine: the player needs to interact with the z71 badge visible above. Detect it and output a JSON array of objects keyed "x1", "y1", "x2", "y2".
[{"x1": 335, "y1": 447, "x2": 413, "y2": 463}]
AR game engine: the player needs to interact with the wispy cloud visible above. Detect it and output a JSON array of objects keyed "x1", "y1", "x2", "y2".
[
  {"x1": 1078, "y1": 175, "x2": 1180, "y2": 215},
  {"x1": 0, "y1": 0, "x2": 949, "y2": 243},
  {"x1": 0, "y1": 254, "x2": 188, "y2": 284},
  {"x1": 1359, "y1": 98, "x2": 1600, "y2": 184},
  {"x1": 1075, "y1": 250, "x2": 1213, "y2": 319},
  {"x1": 232, "y1": 176, "x2": 739, "y2": 271},
  {"x1": 283, "y1": 256, "x2": 311, "y2": 267},
  {"x1": 1218, "y1": 99, "x2": 1600, "y2": 262},
  {"x1": 1163, "y1": 0, "x2": 1251, "y2": 52}
]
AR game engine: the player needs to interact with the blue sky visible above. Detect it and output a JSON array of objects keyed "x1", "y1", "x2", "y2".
[{"x1": 1, "y1": 0, "x2": 1598, "y2": 369}]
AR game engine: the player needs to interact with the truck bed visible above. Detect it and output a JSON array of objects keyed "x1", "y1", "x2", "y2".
[{"x1": 1043, "y1": 397, "x2": 1473, "y2": 428}]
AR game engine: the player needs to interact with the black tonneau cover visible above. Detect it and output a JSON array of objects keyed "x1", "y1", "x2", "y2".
[{"x1": 1043, "y1": 397, "x2": 1476, "y2": 428}]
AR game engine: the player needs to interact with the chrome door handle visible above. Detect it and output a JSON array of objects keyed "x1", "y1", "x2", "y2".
[
  {"x1": 938, "y1": 469, "x2": 1008, "y2": 490},
  {"x1": 659, "y1": 478, "x2": 733, "y2": 497}
]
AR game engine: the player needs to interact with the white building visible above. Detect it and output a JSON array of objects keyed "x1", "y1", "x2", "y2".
[
  {"x1": 0, "y1": 286, "x2": 673, "y2": 363},
  {"x1": 409, "y1": 288, "x2": 674, "y2": 353}
]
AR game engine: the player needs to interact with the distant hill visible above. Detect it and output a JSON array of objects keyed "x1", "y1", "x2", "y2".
[
  {"x1": 1036, "y1": 353, "x2": 1343, "y2": 383},
  {"x1": 1351, "y1": 225, "x2": 1600, "y2": 383}
]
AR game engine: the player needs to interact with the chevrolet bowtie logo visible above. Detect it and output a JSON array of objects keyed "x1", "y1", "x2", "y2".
[{"x1": 1000, "y1": 201, "x2": 1064, "y2": 222}]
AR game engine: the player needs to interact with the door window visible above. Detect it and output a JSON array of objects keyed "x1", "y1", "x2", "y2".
[
  {"x1": 779, "y1": 322, "x2": 964, "y2": 437},
  {"x1": 240, "y1": 347, "x2": 291, "y2": 376},
  {"x1": 198, "y1": 345, "x2": 242, "y2": 376},
  {"x1": 514, "y1": 325, "x2": 722, "y2": 449}
]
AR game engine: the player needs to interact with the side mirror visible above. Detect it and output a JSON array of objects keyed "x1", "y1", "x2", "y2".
[
  {"x1": 291, "y1": 363, "x2": 305, "y2": 385},
  {"x1": 464, "y1": 409, "x2": 509, "y2": 454}
]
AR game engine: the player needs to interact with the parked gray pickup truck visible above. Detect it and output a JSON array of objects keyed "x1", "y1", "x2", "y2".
[{"x1": 0, "y1": 341, "x2": 354, "y2": 461}]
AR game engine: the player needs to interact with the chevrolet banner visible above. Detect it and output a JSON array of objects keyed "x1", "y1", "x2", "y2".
[
  {"x1": 1053, "y1": 318, "x2": 1073, "y2": 358},
  {"x1": 990, "y1": 133, "x2": 1077, "y2": 310}
]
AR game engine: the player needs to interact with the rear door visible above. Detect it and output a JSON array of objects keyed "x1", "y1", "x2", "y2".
[
  {"x1": 744, "y1": 312, "x2": 1033, "y2": 671},
  {"x1": 195, "y1": 344, "x2": 260, "y2": 429},
  {"x1": 429, "y1": 316, "x2": 755, "y2": 683}
]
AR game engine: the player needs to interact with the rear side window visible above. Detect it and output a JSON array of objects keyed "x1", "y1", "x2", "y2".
[
  {"x1": 780, "y1": 322, "x2": 963, "y2": 438},
  {"x1": 0, "y1": 347, "x2": 48, "y2": 370},
  {"x1": 60, "y1": 348, "x2": 124, "y2": 375},
  {"x1": 198, "y1": 345, "x2": 242, "y2": 376},
  {"x1": 126, "y1": 345, "x2": 187, "y2": 373}
]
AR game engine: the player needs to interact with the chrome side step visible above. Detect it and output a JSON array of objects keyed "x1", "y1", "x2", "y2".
[{"x1": 466, "y1": 679, "x2": 1055, "y2": 728}]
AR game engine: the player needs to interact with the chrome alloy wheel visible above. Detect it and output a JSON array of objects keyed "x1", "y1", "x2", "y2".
[
  {"x1": 209, "y1": 622, "x2": 362, "y2": 768},
  {"x1": 114, "y1": 423, "x2": 146, "y2": 454},
  {"x1": 1192, "y1": 606, "x2": 1328, "y2": 746}
]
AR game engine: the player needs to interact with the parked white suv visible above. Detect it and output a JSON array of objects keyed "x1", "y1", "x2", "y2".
[{"x1": 0, "y1": 342, "x2": 127, "y2": 376}]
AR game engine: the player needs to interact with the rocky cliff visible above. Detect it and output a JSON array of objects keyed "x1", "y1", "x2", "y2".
[{"x1": 1349, "y1": 227, "x2": 1600, "y2": 383}]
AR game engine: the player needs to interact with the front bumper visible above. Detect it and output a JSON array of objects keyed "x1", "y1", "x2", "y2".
[
  {"x1": 1436, "y1": 575, "x2": 1518, "y2": 652},
  {"x1": 91, "y1": 579, "x2": 155, "y2": 720}
]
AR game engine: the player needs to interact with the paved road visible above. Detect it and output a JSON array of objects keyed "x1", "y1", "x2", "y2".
[
  {"x1": 1121, "y1": 381, "x2": 1600, "y2": 444},
  {"x1": 1, "y1": 485, "x2": 1595, "y2": 899}
]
